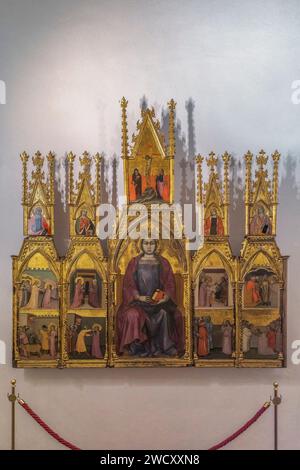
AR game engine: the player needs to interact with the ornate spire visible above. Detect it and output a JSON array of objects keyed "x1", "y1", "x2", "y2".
[
  {"x1": 20, "y1": 151, "x2": 29, "y2": 205},
  {"x1": 20, "y1": 151, "x2": 56, "y2": 236},
  {"x1": 222, "y1": 152, "x2": 231, "y2": 235},
  {"x1": 272, "y1": 150, "x2": 281, "y2": 236},
  {"x1": 167, "y1": 99, "x2": 176, "y2": 158},
  {"x1": 67, "y1": 151, "x2": 101, "y2": 237},
  {"x1": 47, "y1": 152, "x2": 55, "y2": 205},
  {"x1": 120, "y1": 97, "x2": 129, "y2": 159},
  {"x1": 94, "y1": 153, "x2": 102, "y2": 205},
  {"x1": 244, "y1": 151, "x2": 253, "y2": 236},
  {"x1": 67, "y1": 152, "x2": 75, "y2": 204},
  {"x1": 195, "y1": 154, "x2": 204, "y2": 205},
  {"x1": 272, "y1": 150, "x2": 280, "y2": 204}
]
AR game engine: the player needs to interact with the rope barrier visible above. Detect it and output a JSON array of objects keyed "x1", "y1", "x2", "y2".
[
  {"x1": 208, "y1": 401, "x2": 271, "y2": 450},
  {"x1": 17, "y1": 398, "x2": 81, "y2": 450},
  {"x1": 16, "y1": 395, "x2": 271, "y2": 451}
]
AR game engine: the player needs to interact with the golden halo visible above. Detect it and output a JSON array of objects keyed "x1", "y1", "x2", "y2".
[
  {"x1": 75, "y1": 276, "x2": 84, "y2": 284},
  {"x1": 44, "y1": 279, "x2": 56, "y2": 289},
  {"x1": 92, "y1": 323, "x2": 102, "y2": 331}
]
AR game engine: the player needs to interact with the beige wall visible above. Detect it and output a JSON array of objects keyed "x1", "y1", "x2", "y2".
[{"x1": 0, "y1": 0, "x2": 300, "y2": 450}]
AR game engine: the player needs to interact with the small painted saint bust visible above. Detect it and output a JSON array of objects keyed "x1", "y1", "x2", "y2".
[
  {"x1": 28, "y1": 206, "x2": 50, "y2": 236},
  {"x1": 75, "y1": 209, "x2": 95, "y2": 236},
  {"x1": 204, "y1": 207, "x2": 224, "y2": 236},
  {"x1": 250, "y1": 205, "x2": 272, "y2": 235}
]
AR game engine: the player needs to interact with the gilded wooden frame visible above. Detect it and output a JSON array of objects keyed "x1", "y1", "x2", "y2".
[{"x1": 12, "y1": 104, "x2": 288, "y2": 369}]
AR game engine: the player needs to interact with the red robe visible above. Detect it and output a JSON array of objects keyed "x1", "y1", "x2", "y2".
[
  {"x1": 197, "y1": 322, "x2": 209, "y2": 356},
  {"x1": 116, "y1": 255, "x2": 185, "y2": 355},
  {"x1": 267, "y1": 330, "x2": 276, "y2": 351},
  {"x1": 246, "y1": 279, "x2": 261, "y2": 304},
  {"x1": 204, "y1": 216, "x2": 224, "y2": 236}
]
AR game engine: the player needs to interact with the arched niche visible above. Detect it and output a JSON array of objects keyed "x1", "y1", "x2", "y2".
[
  {"x1": 15, "y1": 249, "x2": 60, "y2": 363},
  {"x1": 67, "y1": 251, "x2": 105, "y2": 311},
  {"x1": 27, "y1": 202, "x2": 51, "y2": 236}
]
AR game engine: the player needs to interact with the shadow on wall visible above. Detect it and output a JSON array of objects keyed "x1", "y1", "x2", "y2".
[
  {"x1": 161, "y1": 98, "x2": 196, "y2": 209},
  {"x1": 54, "y1": 154, "x2": 69, "y2": 256},
  {"x1": 229, "y1": 156, "x2": 244, "y2": 256},
  {"x1": 53, "y1": 97, "x2": 300, "y2": 275},
  {"x1": 53, "y1": 150, "x2": 115, "y2": 257},
  {"x1": 22, "y1": 100, "x2": 300, "y2": 386},
  {"x1": 277, "y1": 154, "x2": 300, "y2": 255}
]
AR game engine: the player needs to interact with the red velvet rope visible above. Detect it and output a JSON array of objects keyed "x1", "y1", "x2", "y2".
[
  {"x1": 208, "y1": 402, "x2": 271, "y2": 450},
  {"x1": 18, "y1": 399, "x2": 81, "y2": 450},
  {"x1": 17, "y1": 398, "x2": 271, "y2": 451}
]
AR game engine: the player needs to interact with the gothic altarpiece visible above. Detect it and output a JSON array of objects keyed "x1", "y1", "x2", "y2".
[{"x1": 12, "y1": 99, "x2": 287, "y2": 368}]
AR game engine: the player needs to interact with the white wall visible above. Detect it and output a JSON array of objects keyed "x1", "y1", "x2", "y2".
[{"x1": 1, "y1": 0, "x2": 300, "y2": 450}]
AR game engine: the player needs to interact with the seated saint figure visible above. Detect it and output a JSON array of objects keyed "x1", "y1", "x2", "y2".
[{"x1": 116, "y1": 239, "x2": 185, "y2": 358}]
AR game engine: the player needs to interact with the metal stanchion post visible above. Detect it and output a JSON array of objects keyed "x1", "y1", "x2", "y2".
[
  {"x1": 271, "y1": 382, "x2": 281, "y2": 450},
  {"x1": 7, "y1": 379, "x2": 17, "y2": 450}
]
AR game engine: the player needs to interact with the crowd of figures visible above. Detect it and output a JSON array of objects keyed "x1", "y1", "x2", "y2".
[
  {"x1": 66, "y1": 315, "x2": 104, "y2": 359},
  {"x1": 195, "y1": 316, "x2": 234, "y2": 357},
  {"x1": 198, "y1": 273, "x2": 229, "y2": 308},
  {"x1": 242, "y1": 319, "x2": 282, "y2": 357},
  {"x1": 19, "y1": 277, "x2": 59, "y2": 310},
  {"x1": 18, "y1": 322, "x2": 58, "y2": 358},
  {"x1": 244, "y1": 272, "x2": 278, "y2": 308},
  {"x1": 194, "y1": 317, "x2": 282, "y2": 358}
]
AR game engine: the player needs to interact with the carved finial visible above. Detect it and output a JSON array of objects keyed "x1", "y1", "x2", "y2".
[
  {"x1": 195, "y1": 154, "x2": 204, "y2": 165},
  {"x1": 245, "y1": 150, "x2": 253, "y2": 165},
  {"x1": 222, "y1": 151, "x2": 231, "y2": 165},
  {"x1": 120, "y1": 96, "x2": 128, "y2": 108},
  {"x1": 120, "y1": 97, "x2": 129, "y2": 159},
  {"x1": 20, "y1": 152, "x2": 29, "y2": 164},
  {"x1": 272, "y1": 150, "x2": 281, "y2": 165},
  {"x1": 80, "y1": 151, "x2": 91, "y2": 171},
  {"x1": 207, "y1": 151, "x2": 218, "y2": 173},
  {"x1": 167, "y1": 99, "x2": 176, "y2": 158},
  {"x1": 255, "y1": 149, "x2": 269, "y2": 186},
  {"x1": 78, "y1": 151, "x2": 92, "y2": 188},
  {"x1": 31, "y1": 151, "x2": 45, "y2": 182},
  {"x1": 256, "y1": 149, "x2": 268, "y2": 170},
  {"x1": 67, "y1": 151, "x2": 75, "y2": 163}
]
